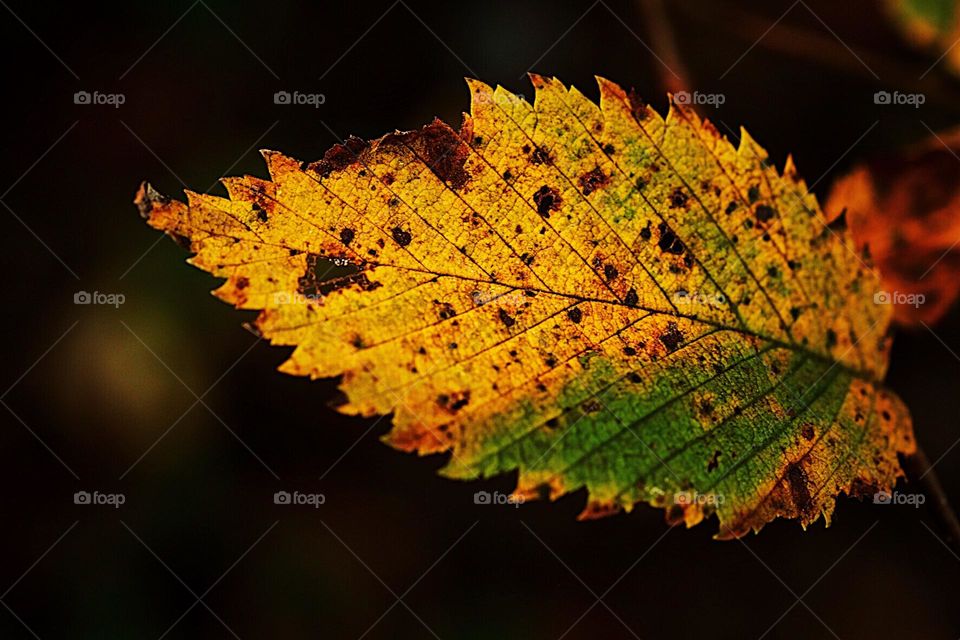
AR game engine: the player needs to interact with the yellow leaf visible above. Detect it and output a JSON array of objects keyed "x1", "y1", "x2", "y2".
[{"x1": 137, "y1": 76, "x2": 914, "y2": 538}]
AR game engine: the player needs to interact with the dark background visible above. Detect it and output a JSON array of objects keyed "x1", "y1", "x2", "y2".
[{"x1": 1, "y1": 0, "x2": 959, "y2": 637}]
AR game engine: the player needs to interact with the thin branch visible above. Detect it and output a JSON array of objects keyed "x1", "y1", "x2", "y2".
[{"x1": 905, "y1": 442, "x2": 960, "y2": 555}]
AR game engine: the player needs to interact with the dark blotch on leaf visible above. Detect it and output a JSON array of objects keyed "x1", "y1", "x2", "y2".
[
  {"x1": 381, "y1": 118, "x2": 472, "y2": 189},
  {"x1": 532, "y1": 185, "x2": 562, "y2": 217},
  {"x1": 669, "y1": 187, "x2": 688, "y2": 208},
  {"x1": 639, "y1": 222, "x2": 652, "y2": 241},
  {"x1": 311, "y1": 136, "x2": 369, "y2": 177},
  {"x1": 627, "y1": 87, "x2": 648, "y2": 121},
  {"x1": 498, "y1": 308, "x2": 516, "y2": 327},
  {"x1": 437, "y1": 391, "x2": 470, "y2": 414},
  {"x1": 531, "y1": 145, "x2": 552, "y2": 165},
  {"x1": 567, "y1": 307, "x2": 583, "y2": 324},
  {"x1": 826, "y1": 329, "x2": 837, "y2": 348},
  {"x1": 391, "y1": 226, "x2": 412, "y2": 247},
  {"x1": 657, "y1": 222, "x2": 685, "y2": 255},
  {"x1": 786, "y1": 464, "x2": 813, "y2": 515},
  {"x1": 659, "y1": 322, "x2": 684, "y2": 353},
  {"x1": 340, "y1": 228, "x2": 356, "y2": 246},
  {"x1": 755, "y1": 204, "x2": 776, "y2": 223},
  {"x1": 707, "y1": 450, "x2": 720, "y2": 472},
  {"x1": 581, "y1": 399, "x2": 602, "y2": 413},
  {"x1": 579, "y1": 167, "x2": 610, "y2": 195}
]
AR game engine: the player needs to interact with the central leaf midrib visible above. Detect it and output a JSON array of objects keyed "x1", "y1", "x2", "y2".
[{"x1": 362, "y1": 261, "x2": 875, "y2": 382}]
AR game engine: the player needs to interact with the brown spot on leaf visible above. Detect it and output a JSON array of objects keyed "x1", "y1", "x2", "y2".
[
  {"x1": 659, "y1": 322, "x2": 684, "y2": 352},
  {"x1": 627, "y1": 87, "x2": 648, "y2": 121},
  {"x1": 669, "y1": 188, "x2": 688, "y2": 208},
  {"x1": 581, "y1": 399, "x2": 602, "y2": 413},
  {"x1": 391, "y1": 226, "x2": 412, "y2": 247},
  {"x1": 532, "y1": 186, "x2": 561, "y2": 217},
  {"x1": 382, "y1": 118, "x2": 472, "y2": 189},
  {"x1": 437, "y1": 390, "x2": 471, "y2": 414},
  {"x1": 707, "y1": 450, "x2": 721, "y2": 472},
  {"x1": 579, "y1": 168, "x2": 610, "y2": 195},
  {"x1": 755, "y1": 205, "x2": 776, "y2": 223},
  {"x1": 657, "y1": 222, "x2": 686, "y2": 255},
  {"x1": 311, "y1": 135, "x2": 369, "y2": 177},
  {"x1": 531, "y1": 145, "x2": 552, "y2": 165},
  {"x1": 785, "y1": 464, "x2": 813, "y2": 515}
]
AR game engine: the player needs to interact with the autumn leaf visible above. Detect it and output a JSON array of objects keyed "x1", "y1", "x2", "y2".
[
  {"x1": 825, "y1": 126, "x2": 960, "y2": 326},
  {"x1": 137, "y1": 76, "x2": 914, "y2": 538}
]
